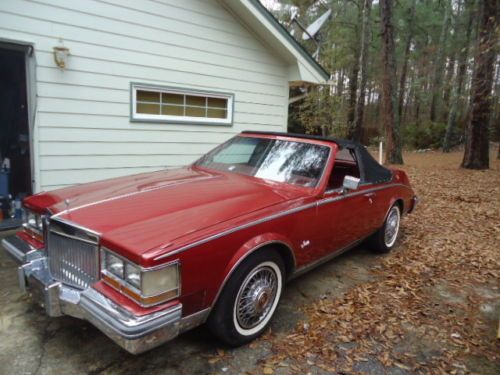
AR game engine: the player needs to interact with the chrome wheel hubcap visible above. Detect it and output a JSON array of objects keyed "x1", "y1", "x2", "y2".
[
  {"x1": 384, "y1": 206, "x2": 400, "y2": 247},
  {"x1": 236, "y1": 266, "x2": 278, "y2": 329}
]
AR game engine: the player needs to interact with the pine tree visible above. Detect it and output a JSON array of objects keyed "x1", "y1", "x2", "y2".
[
  {"x1": 462, "y1": 0, "x2": 497, "y2": 169},
  {"x1": 380, "y1": 0, "x2": 403, "y2": 164}
]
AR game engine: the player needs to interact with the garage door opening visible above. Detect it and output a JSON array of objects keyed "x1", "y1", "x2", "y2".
[{"x1": 0, "y1": 44, "x2": 32, "y2": 228}]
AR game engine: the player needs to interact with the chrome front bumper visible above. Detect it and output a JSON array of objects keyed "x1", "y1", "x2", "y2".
[{"x1": 2, "y1": 235, "x2": 184, "y2": 354}]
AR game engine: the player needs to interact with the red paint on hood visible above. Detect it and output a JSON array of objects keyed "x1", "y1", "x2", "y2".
[{"x1": 26, "y1": 167, "x2": 306, "y2": 264}]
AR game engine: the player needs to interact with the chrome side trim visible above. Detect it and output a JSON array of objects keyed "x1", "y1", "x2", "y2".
[
  {"x1": 155, "y1": 183, "x2": 412, "y2": 261},
  {"x1": 210, "y1": 240, "x2": 295, "y2": 309},
  {"x1": 318, "y1": 183, "x2": 411, "y2": 206},
  {"x1": 154, "y1": 203, "x2": 316, "y2": 260},
  {"x1": 324, "y1": 187, "x2": 343, "y2": 195}
]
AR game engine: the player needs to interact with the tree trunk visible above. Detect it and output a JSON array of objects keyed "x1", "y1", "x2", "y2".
[
  {"x1": 443, "y1": 0, "x2": 474, "y2": 152},
  {"x1": 375, "y1": 87, "x2": 382, "y2": 131},
  {"x1": 462, "y1": 0, "x2": 497, "y2": 169},
  {"x1": 492, "y1": 63, "x2": 500, "y2": 156},
  {"x1": 347, "y1": 5, "x2": 362, "y2": 139},
  {"x1": 414, "y1": 35, "x2": 431, "y2": 127},
  {"x1": 397, "y1": 0, "x2": 417, "y2": 124},
  {"x1": 414, "y1": 61, "x2": 422, "y2": 126},
  {"x1": 442, "y1": 56, "x2": 456, "y2": 121},
  {"x1": 430, "y1": 0, "x2": 451, "y2": 122},
  {"x1": 461, "y1": 0, "x2": 481, "y2": 126},
  {"x1": 379, "y1": 0, "x2": 403, "y2": 164},
  {"x1": 347, "y1": 65, "x2": 359, "y2": 133},
  {"x1": 403, "y1": 68, "x2": 416, "y2": 125},
  {"x1": 366, "y1": 83, "x2": 373, "y2": 129},
  {"x1": 337, "y1": 69, "x2": 345, "y2": 97},
  {"x1": 352, "y1": 0, "x2": 373, "y2": 142}
]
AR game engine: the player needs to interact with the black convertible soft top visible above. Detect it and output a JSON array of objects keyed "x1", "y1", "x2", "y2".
[{"x1": 242, "y1": 131, "x2": 393, "y2": 184}]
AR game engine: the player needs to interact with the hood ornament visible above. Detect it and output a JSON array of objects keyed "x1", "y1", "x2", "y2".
[{"x1": 64, "y1": 199, "x2": 71, "y2": 213}]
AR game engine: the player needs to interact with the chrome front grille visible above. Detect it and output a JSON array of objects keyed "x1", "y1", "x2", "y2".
[{"x1": 47, "y1": 221, "x2": 99, "y2": 289}]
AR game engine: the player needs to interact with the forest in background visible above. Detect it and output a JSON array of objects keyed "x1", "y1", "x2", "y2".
[{"x1": 262, "y1": 0, "x2": 499, "y2": 168}]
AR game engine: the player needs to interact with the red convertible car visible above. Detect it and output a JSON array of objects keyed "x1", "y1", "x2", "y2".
[{"x1": 3, "y1": 131, "x2": 417, "y2": 354}]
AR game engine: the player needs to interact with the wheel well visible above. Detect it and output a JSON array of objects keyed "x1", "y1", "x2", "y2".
[
  {"x1": 395, "y1": 199, "x2": 404, "y2": 213},
  {"x1": 211, "y1": 242, "x2": 296, "y2": 309},
  {"x1": 259, "y1": 242, "x2": 295, "y2": 279}
]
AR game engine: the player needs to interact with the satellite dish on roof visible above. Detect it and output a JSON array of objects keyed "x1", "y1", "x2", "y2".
[
  {"x1": 287, "y1": 5, "x2": 332, "y2": 59},
  {"x1": 302, "y1": 9, "x2": 332, "y2": 40}
]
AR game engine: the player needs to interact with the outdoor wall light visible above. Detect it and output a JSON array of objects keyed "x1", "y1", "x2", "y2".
[{"x1": 53, "y1": 40, "x2": 70, "y2": 70}]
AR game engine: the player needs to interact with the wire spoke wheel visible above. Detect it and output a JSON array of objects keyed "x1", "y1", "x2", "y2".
[
  {"x1": 235, "y1": 265, "x2": 278, "y2": 330},
  {"x1": 384, "y1": 206, "x2": 400, "y2": 247},
  {"x1": 210, "y1": 252, "x2": 283, "y2": 346}
]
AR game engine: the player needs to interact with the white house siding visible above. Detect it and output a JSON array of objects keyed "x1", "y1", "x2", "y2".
[{"x1": 0, "y1": 0, "x2": 290, "y2": 191}]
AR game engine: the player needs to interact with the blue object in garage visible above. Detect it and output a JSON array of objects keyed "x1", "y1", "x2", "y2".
[
  {"x1": 14, "y1": 197, "x2": 23, "y2": 219},
  {"x1": 0, "y1": 169, "x2": 9, "y2": 196}
]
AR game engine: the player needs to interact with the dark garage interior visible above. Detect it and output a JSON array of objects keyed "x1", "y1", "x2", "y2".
[{"x1": 0, "y1": 45, "x2": 31, "y2": 228}]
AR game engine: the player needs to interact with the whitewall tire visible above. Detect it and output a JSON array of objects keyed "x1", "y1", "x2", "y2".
[
  {"x1": 207, "y1": 250, "x2": 284, "y2": 346},
  {"x1": 369, "y1": 203, "x2": 402, "y2": 253},
  {"x1": 232, "y1": 261, "x2": 282, "y2": 336}
]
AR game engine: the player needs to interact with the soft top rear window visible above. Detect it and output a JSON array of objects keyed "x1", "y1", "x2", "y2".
[{"x1": 335, "y1": 148, "x2": 356, "y2": 162}]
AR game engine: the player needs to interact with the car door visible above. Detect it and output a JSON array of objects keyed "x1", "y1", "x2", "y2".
[
  {"x1": 313, "y1": 150, "x2": 376, "y2": 257},
  {"x1": 314, "y1": 189, "x2": 374, "y2": 258}
]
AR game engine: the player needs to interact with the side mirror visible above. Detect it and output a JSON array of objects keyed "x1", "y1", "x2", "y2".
[{"x1": 342, "y1": 175, "x2": 360, "y2": 192}]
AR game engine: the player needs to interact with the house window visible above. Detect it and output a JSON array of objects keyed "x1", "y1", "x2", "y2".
[{"x1": 131, "y1": 84, "x2": 233, "y2": 125}]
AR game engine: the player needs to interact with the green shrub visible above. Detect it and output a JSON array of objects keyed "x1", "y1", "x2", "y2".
[{"x1": 403, "y1": 121, "x2": 447, "y2": 149}]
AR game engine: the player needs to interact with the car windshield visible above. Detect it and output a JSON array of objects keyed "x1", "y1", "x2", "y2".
[{"x1": 195, "y1": 136, "x2": 330, "y2": 187}]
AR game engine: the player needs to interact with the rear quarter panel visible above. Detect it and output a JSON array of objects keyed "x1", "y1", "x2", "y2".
[{"x1": 370, "y1": 182, "x2": 414, "y2": 229}]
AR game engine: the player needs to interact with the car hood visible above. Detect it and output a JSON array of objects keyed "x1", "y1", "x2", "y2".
[{"x1": 26, "y1": 167, "x2": 305, "y2": 261}]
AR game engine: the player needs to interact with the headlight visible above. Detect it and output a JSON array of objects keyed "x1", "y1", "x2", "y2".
[
  {"x1": 103, "y1": 252, "x2": 124, "y2": 278},
  {"x1": 142, "y1": 266, "x2": 179, "y2": 298},
  {"x1": 125, "y1": 263, "x2": 141, "y2": 289},
  {"x1": 101, "y1": 248, "x2": 180, "y2": 307},
  {"x1": 23, "y1": 210, "x2": 44, "y2": 240}
]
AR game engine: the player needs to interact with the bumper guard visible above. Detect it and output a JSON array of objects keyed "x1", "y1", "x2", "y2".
[{"x1": 2, "y1": 235, "x2": 186, "y2": 354}]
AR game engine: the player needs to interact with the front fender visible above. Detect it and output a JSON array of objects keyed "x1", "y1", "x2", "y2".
[{"x1": 210, "y1": 232, "x2": 295, "y2": 308}]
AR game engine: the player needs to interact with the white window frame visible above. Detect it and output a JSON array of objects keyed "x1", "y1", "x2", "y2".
[{"x1": 131, "y1": 83, "x2": 234, "y2": 126}]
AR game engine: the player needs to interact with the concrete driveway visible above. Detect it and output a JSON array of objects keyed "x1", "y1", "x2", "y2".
[{"x1": 0, "y1": 229, "x2": 382, "y2": 375}]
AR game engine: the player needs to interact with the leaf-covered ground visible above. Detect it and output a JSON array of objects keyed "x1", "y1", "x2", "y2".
[{"x1": 255, "y1": 151, "x2": 500, "y2": 375}]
